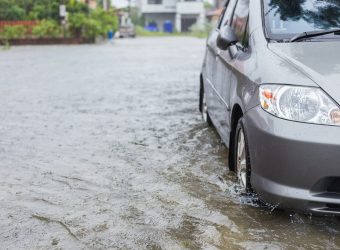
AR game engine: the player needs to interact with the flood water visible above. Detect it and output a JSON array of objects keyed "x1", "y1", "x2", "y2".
[{"x1": 1, "y1": 37, "x2": 340, "y2": 249}]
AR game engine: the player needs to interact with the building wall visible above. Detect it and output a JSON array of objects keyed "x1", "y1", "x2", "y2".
[
  {"x1": 144, "y1": 13, "x2": 176, "y2": 32},
  {"x1": 175, "y1": 1, "x2": 204, "y2": 31},
  {"x1": 140, "y1": 0, "x2": 177, "y2": 13},
  {"x1": 176, "y1": 1, "x2": 204, "y2": 15},
  {"x1": 141, "y1": 0, "x2": 204, "y2": 32}
]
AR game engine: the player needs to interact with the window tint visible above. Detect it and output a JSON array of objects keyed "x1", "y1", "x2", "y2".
[
  {"x1": 231, "y1": 0, "x2": 249, "y2": 43},
  {"x1": 220, "y1": 0, "x2": 237, "y2": 28}
]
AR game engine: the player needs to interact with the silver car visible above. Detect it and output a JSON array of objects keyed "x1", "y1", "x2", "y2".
[
  {"x1": 119, "y1": 24, "x2": 136, "y2": 38},
  {"x1": 199, "y1": 0, "x2": 340, "y2": 214}
]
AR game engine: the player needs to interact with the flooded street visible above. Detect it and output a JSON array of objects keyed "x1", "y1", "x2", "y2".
[{"x1": 1, "y1": 37, "x2": 340, "y2": 249}]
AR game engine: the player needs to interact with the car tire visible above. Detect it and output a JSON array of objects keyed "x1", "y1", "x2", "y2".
[
  {"x1": 234, "y1": 119, "x2": 252, "y2": 193},
  {"x1": 200, "y1": 87, "x2": 212, "y2": 126}
]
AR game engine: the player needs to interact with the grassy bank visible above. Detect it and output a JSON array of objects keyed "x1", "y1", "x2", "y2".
[{"x1": 135, "y1": 25, "x2": 210, "y2": 39}]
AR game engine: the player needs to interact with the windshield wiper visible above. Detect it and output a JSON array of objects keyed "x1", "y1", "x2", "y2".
[{"x1": 290, "y1": 29, "x2": 340, "y2": 42}]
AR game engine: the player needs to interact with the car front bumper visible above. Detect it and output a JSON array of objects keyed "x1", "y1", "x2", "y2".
[{"x1": 245, "y1": 106, "x2": 340, "y2": 214}]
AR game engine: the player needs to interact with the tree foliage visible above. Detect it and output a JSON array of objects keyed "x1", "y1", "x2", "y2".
[
  {"x1": 1, "y1": 25, "x2": 27, "y2": 39},
  {"x1": 0, "y1": 3, "x2": 25, "y2": 20},
  {"x1": 0, "y1": 0, "x2": 90, "y2": 21},
  {"x1": 68, "y1": 8, "x2": 118, "y2": 38},
  {"x1": 0, "y1": 0, "x2": 119, "y2": 39},
  {"x1": 32, "y1": 20, "x2": 61, "y2": 38}
]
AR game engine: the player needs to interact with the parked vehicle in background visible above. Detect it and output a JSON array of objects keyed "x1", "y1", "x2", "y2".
[
  {"x1": 199, "y1": 0, "x2": 340, "y2": 215},
  {"x1": 119, "y1": 24, "x2": 136, "y2": 38}
]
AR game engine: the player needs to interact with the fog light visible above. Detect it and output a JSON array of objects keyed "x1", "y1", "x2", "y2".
[{"x1": 330, "y1": 109, "x2": 340, "y2": 125}]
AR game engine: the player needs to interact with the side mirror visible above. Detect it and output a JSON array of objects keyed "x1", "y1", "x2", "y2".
[{"x1": 217, "y1": 25, "x2": 238, "y2": 50}]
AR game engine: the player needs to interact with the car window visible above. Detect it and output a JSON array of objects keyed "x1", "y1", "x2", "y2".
[
  {"x1": 219, "y1": 0, "x2": 238, "y2": 28},
  {"x1": 263, "y1": 0, "x2": 340, "y2": 41},
  {"x1": 231, "y1": 0, "x2": 250, "y2": 44}
]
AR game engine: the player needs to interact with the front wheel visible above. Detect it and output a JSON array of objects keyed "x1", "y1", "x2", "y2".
[{"x1": 234, "y1": 119, "x2": 252, "y2": 193}]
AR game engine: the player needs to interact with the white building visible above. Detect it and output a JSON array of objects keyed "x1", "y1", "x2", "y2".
[
  {"x1": 111, "y1": 0, "x2": 138, "y2": 9},
  {"x1": 138, "y1": 0, "x2": 205, "y2": 32}
]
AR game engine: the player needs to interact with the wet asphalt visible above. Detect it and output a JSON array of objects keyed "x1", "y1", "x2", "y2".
[{"x1": 1, "y1": 37, "x2": 340, "y2": 249}]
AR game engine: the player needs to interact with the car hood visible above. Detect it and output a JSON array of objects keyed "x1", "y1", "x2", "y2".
[{"x1": 268, "y1": 42, "x2": 340, "y2": 105}]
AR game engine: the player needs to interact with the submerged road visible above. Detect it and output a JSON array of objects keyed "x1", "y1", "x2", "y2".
[{"x1": 1, "y1": 37, "x2": 340, "y2": 249}]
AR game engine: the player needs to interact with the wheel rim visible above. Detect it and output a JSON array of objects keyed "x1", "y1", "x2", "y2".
[
  {"x1": 237, "y1": 129, "x2": 247, "y2": 190},
  {"x1": 202, "y1": 93, "x2": 208, "y2": 122}
]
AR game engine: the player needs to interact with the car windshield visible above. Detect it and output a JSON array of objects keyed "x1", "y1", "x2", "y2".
[{"x1": 263, "y1": 0, "x2": 340, "y2": 41}]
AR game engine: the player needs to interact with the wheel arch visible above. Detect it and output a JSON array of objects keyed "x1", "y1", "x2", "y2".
[{"x1": 228, "y1": 103, "x2": 244, "y2": 171}]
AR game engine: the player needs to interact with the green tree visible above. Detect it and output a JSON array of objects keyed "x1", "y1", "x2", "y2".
[
  {"x1": 5, "y1": 5, "x2": 25, "y2": 20},
  {"x1": 91, "y1": 8, "x2": 118, "y2": 34},
  {"x1": 32, "y1": 20, "x2": 61, "y2": 37},
  {"x1": 2, "y1": 25, "x2": 27, "y2": 39},
  {"x1": 83, "y1": 18, "x2": 101, "y2": 38},
  {"x1": 67, "y1": 1, "x2": 89, "y2": 15},
  {"x1": 0, "y1": 0, "x2": 61, "y2": 21},
  {"x1": 68, "y1": 8, "x2": 119, "y2": 38},
  {"x1": 68, "y1": 12, "x2": 87, "y2": 37},
  {"x1": 0, "y1": 0, "x2": 120, "y2": 39}
]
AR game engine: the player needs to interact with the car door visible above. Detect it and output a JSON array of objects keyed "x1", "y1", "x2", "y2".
[
  {"x1": 227, "y1": 0, "x2": 251, "y2": 115},
  {"x1": 213, "y1": 0, "x2": 238, "y2": 141},
  {"x1": 204, "y1": 8, "x2": 226, "y2": 120}
]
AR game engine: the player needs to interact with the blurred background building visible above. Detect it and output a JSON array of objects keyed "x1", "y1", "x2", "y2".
[{"x1": 137, "y1": 0, "x2": 204, "y2": 32}]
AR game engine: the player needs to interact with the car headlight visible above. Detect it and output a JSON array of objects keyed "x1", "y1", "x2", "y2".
[{"x1": 259, "y1": 85, "x2": 340, "y2": 126}]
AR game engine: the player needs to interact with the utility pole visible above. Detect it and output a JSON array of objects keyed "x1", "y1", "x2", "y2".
[{"x1": 59, "y1": 0, "x2": 67, "y2": 38}]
